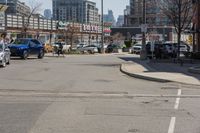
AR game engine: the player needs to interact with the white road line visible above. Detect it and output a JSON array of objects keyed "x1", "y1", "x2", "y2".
[
  {"x1": 168, "y1": 117, "x2": 176, "y2": 133},
  {"x1": 168, "y1": 89, "x2": 182, "y2": 133},
  {"x1": 174, "y1": 89, "x2": 182, "y2": 110}
]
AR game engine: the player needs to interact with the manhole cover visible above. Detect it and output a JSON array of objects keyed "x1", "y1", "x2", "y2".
[{"x1": 128, "y1": 129, "x2": 139, "y2": 132}]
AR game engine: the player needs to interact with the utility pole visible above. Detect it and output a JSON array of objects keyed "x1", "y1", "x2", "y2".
[
  {"x1": 101, "y1": 0, "x2": 104, "y2": 53},
  {"x1": 197, "y1": 0, "x2": 200, "y2": 52},
  {"x1": 89, "y1": 23, "x2": 91, "y2": 45},
  {"x1": 81, "y1": 0, "x2": 84, "y2": 42},
  {"x1": 140, "y1": 0, "x2": 147, "y2": 60}
]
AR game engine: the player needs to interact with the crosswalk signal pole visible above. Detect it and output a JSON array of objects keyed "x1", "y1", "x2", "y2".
[{"x1": 140, "y1": 0, "x2": 147, "y2": 60}]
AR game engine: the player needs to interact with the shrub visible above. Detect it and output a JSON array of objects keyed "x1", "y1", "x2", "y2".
[{"x1": 124, "y1": 40, "x2": 132, "y2": 48}]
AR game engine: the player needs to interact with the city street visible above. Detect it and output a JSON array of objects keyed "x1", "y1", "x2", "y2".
[{"x1": 0, "y1": 54, "x2": 200, "y2": 133}]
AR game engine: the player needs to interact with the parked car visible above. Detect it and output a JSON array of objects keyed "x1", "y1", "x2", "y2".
[
  {"x1": 179, "y1": 42, "x2": 191, "y2": 53},
  {"x1": 8, "y1": 38, "x2": 45, "y2": 59},
  {"x1": 146, "y1": 42, "x2": 178, "y2": 59},
  {"x1": 165, "y1": 41, "x2": 191, "y2": 53},
  {"x1": 131, "y1": 43, "x2": 142, "y2": 54},
  {"x1": 77, "y1": 45, "x2": 98, "y2": 54},
  {"x1": 52, "y1": 42, "x2": 71, "y2": 53},
  {"x1": 76, "y1": 43, "x2": 88, "y2": 49},
  {"x1": 0, "y1": 43, "x2": 10, "y2": 67},
  {"x1": 105, "y1": 44, "x2": 121, "y2": 53},
  {"x1": 91, "y1": 43, "x2": 107, "y2": 53}
]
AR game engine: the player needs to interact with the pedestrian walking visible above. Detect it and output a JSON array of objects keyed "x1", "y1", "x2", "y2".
[{"x1": 57, "y1": 42, "x2": 63, "y2": 56}]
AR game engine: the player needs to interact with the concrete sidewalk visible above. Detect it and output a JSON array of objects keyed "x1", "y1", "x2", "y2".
[{"x1": 120, "y1": 60, "x2": 200, "y2": 85}]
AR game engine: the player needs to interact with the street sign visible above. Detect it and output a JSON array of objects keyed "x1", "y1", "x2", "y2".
[
  {"x1": 141, "y1": 24, "x2": 148, "y2": 33},
  {"x1": 150, "y1": 41, "x2": 155, "y2": 52}
]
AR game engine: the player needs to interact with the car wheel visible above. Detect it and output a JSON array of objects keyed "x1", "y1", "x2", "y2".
[
  {"x1": 22, "y1": 50, "x2": 28, "y2": 59},
  {"x1": 88, "y1": 50, "x2": 93, "y2": 54},
  {"x1": 38, "y1": 49, "x2": 44, "y2": 59},
  {"x1": 6, "y1": 59, "x2": 10, "y2": 65}
]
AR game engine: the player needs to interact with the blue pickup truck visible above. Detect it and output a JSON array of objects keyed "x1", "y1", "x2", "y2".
[{"x1": 9, "y1": 38, "x2": 44, "y2": 59}]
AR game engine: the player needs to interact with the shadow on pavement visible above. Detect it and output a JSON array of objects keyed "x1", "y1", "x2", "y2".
[
  {"x1": 11, "y1": 57, "x2": 39, "y2": 60},
  {"x1": 119, "y1": 56, "x2": 200, "y2": 82}
]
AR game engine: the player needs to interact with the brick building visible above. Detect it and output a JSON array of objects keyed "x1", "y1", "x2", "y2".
[
  {"x1": 193, "y1": 0, "x2": 200, "y2": 52},
  {"x1": 126, "y1": 0, "x2": 171, "y2": 27}
]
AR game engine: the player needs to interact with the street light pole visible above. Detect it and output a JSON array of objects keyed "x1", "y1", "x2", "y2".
[
  {"x1": 81, "y1": 0, "x2": 84, "y2": 42},
  {"x1": 101, "y1": 0, "x2": 104, "y2": 53},
  {"x1": 140, "y1": 0, "x2": 147, "y2": 60}
]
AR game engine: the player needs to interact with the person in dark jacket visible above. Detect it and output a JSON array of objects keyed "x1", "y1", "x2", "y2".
[{"x1": 57, "y1": 43, "x2": 63, "y2": 56}]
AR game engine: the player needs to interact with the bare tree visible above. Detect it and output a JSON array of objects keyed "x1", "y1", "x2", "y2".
[
  {"x1": 22, "y1": 0, "x2": 42, "y2": 37},
  {"x1": 65, "y1": 22, "x2": 79, "y2": 50},
  {"x1": 111, "y1": 32, "x2": 125, "y2": 42},
  {"x1": 155, "y1": 0, "x2": 195, "y2": 58}
]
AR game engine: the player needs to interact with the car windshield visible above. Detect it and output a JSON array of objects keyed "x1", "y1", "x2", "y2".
[
  {"x1": 14, "y1": 39, "x2": 29, "y2": 45},
  {"x1": 135, "y1": 44, "x2": 142, "y2": 46}
]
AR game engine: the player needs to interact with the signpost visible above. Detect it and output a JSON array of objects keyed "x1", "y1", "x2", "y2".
[
  {"x1": 141, "y1": 24, "x2": 148, "y2": 33},
  {"x1": 150, "y1": 41, "x2": 155, "y2": 59}
]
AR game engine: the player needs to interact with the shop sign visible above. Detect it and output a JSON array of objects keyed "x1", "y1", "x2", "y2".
[
  {"x1": 57, "y1": 21, "x2": 70, "y2": 30},
  {"x1": 83, "y1": 24, "x2": 98, "y2": 32}
]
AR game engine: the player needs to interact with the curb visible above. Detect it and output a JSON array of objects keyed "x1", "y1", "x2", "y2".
[
  {"x1": 120, "y1": 64, "x2": 171, "y2": 83},
  {"x1": 120, "y1": 64, "x2": 200, "y2": 86},
  {"x1": 188, "y1": 67, "x2": 200, "y2": 74}
]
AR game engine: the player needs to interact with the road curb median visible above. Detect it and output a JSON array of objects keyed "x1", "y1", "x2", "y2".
[{"x1": 120, "y1": 64, "x2": 171, "y2": 83}]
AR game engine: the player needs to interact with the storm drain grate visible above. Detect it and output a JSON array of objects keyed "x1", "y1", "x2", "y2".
[{"x1": 128, "y1": 129, "x2": 140, "y2": 133}]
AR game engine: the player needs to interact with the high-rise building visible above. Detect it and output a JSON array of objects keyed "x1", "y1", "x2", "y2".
[
  {"x1": 193, "y1": 0, "x2": 200, "y2": 52},
  {"x1": 103, "y1": 10, "x2": 116, "y2": 26},
  {"x1": 116, "y1": 15, "x2": 124, "y2": 27},
  {"x1": 0, "y1": 0, "x2": 30, "y2": 16},
  {"x1": 124, "y1": 5, "x2": 130, "y2": 27},
  {"x1": 84, "y1": 0, "x2": 100, "y2": 24},
  {"x1": 44, "y1": 9, "x2": 52, "y2": 19},
  {"x1": 127, "y1": 0, "x2": 170, "y2": 27},
  {"x1": 52, "y1": 0, "x2": 100, "y2": 24}
]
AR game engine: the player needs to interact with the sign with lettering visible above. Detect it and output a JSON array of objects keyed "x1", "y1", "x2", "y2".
[
  {"x1": 57, "y1": 21, "x2": 70, "y2": 30},
  {"x1": 82, "y1": 24, "x2": 98, "y2": 32}
]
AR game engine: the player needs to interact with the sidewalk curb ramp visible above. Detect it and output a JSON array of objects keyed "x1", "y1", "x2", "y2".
[
  {"x1": 120, "y1": 64, "x2": 171, "y2": 83},
  {"x1": 120, "y1": 64, "x2": 200, "y2": 86}
]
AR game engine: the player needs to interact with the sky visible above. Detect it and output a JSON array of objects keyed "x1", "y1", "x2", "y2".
[{"x1": 20, "y1": 0, "x2": 129, "y2": 19}]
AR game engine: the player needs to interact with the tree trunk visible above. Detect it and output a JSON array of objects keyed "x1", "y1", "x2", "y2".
[
  {"x1": 177, "y1": 0, "x2": 181, "y2": 60},
  {"x1": 70, "y1": 33, "x2": 73, "y2": 49},
  {"x1": 177, "y1": 32, "x2": 181, "y2": 59}
]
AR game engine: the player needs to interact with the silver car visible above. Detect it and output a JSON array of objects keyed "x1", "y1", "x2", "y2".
[
  {"x1": 77, "y1": 45, "x2": 98, "y2": 54},
  {"x1": 0, "y1": 43, "x2": 10, "y2": 67},
  {"x1": 131, "y1": 44, "x2": 142, "y2": 54}
]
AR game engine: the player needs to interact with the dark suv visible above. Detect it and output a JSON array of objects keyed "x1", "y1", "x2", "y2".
[{"x1": 9, "y1": 38, "x2": 44, "y2": 59}]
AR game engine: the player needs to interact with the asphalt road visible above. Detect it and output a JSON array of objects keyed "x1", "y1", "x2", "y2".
[{"x1": 0, "y1": 54, "x2": 200, "y2": 133}]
